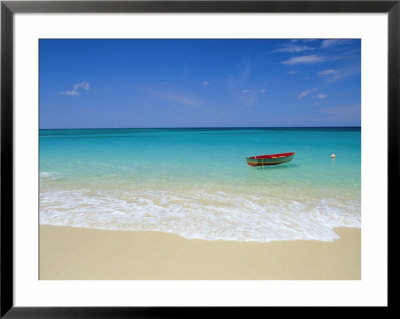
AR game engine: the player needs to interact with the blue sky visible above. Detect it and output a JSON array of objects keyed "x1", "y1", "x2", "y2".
[{"x1": 39, "y1": 39, "x2": 361, "y2": 129}]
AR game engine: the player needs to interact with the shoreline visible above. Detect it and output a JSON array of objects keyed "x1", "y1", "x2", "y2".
[{"x1": 40, "y1": 225, "x2": 360, "y2": 280}]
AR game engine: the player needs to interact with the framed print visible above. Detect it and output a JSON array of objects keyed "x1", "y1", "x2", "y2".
[{"x1": 1, "y1": 0, "x2": 396, "y2": 317}]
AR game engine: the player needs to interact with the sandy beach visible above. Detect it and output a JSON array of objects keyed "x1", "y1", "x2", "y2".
[{"x1": 40, "y1": 225, "x2": 360, "y2": 280}]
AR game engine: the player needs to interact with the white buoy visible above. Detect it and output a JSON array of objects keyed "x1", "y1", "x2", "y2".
[{"x1": 331, "y1": 154, "x2": 336, "y2": 158}]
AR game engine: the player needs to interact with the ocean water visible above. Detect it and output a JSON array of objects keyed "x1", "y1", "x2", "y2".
[{"x1": 39, "y1": 127, "x2": 361, "y2": 242}]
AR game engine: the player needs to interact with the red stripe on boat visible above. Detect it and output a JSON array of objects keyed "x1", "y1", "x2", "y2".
[{"x1": 247, "y1": 152, "x2": 295, "y2": 160}]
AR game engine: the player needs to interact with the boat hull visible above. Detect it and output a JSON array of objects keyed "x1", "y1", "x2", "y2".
[{"x1": 246, "y1": 152, "x2": 295, "y2": 167}]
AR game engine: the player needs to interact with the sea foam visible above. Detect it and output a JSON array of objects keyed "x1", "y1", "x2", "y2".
[{"x1": 40, "y1": 188, "x2": 360, "y2": 242}]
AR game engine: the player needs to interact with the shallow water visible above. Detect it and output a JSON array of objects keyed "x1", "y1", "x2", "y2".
[{"x1": 40, "y1": 127, "x2": 361, "y2": 242}]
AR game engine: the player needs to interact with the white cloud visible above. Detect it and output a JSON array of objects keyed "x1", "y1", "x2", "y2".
[
  {"x1": 203, "y1": 81, "x2": 209, "y2": 87},
  {"x1": 274, "y1": 44, "x2": 314, "y2": 53},
  {"x1": 321, "y1": 39, "x2": 350, "y2": 48},
  {"x1": 241, "y1": 89, "x2": 266, "y2": 93},
  {"x1": 318, "y1": 69, "x2": 339, "y2": 77},
  {"x1": 60, "y1": 90, "x2": 80, "y2": 96},
  {"x1": 73, "y1": 81, "x2": 90, "y2": 91},
  {"x1": 316, "y1": 94, "x2": 326, "y2": 99},
  {"x1": 60, "y1": 81, "x2": 91, "y2": 96},
  {"x1": 282, "y1": 55, "x2": 328, "y2": 65},
  {"x1": 298, "y1": 88, "x2": 317, "y2": 99},
  {"x1": 318, "y1": 65, "x2": 360, "y2": 82}
]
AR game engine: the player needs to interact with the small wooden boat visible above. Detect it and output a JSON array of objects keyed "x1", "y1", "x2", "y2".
[{"x1": 246, "y1": 152, "x2": 295, "y2": 167}]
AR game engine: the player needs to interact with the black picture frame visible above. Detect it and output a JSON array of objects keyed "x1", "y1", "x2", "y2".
[{"x1": 1, "y1": 0, "x2": 396, "y2": 317}]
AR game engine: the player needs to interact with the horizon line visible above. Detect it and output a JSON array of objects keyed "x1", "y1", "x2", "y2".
[{"x1": 39, "y1": 125, "x2": 361, "y2": 130}]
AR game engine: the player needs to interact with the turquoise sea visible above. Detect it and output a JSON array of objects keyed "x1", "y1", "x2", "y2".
[{"x1": 39, "y1": 127, "x2": 361, "y2": 242}]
